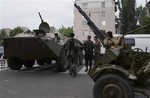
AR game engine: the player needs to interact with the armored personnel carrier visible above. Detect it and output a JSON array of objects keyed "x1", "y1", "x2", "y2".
[
  {"x1": 3, "y1": 12, "x2": 83, "y2": 72},
  {"x1": 75, "y1": 4, "x2": 150, "y2": 98}
]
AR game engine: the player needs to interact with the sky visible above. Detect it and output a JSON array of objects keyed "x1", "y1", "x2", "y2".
[{"x1": 0, "y1": 0, "x2": 148, "y2": 30}]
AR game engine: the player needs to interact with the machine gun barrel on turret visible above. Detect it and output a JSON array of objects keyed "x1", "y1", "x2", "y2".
[
  {"x1": 38, "y1": 12, "x2": 44, "y2": 23},
  {"x1": 38, "y1": 12, "x2": 50, "y2": 33},
  {"x1": 74, "y1": 4, "x2": 108, "y2": 43}
]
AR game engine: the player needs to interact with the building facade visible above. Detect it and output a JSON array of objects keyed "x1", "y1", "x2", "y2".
[{"x1": 74, "y1": 0, "x2": 116, "y2": 41}]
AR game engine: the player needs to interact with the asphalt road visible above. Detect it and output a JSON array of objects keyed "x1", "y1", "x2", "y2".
[
  {"x1": 0, "y1": 65, "x2": 94, "y2": 98},
  {"x1": 0, "y1": 64, "x2": 149, "y2": 98}
]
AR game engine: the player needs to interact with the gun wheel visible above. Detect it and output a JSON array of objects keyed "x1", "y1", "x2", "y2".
[
  {"x1": 132, "y1": 48, "x2": 144, "y2": 61},
  {"x1": 93, "y1": 74, "x2": 134, "y2": 98}
]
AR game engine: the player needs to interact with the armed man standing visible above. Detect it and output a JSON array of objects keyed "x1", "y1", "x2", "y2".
[
  {"x1": 83, "y1": 35, "x2": 94, "y2": 72},
  {"x1": 64, "y1": 33, "x2": 79, "y2": 77}
]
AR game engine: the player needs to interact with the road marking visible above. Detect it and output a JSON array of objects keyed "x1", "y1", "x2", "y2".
[{"x1": 78, "y1": 66, "x2": 87, "y2": 74}]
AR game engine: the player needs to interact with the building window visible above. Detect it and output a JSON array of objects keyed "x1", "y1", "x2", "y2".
[
  {"x1": 102, "y1": 11, "x2": 105, "y2": 17},
  {"x1": 101, "y1": 2, "x2": 105, "y2": 8},
  {"x1": 82, "y1": 21, "x2": 88, "y2": 27},
  {"x1": 82, "y1": 3, "x2": 88, "y2": 9},
  {"x1": 82, "y1": 30, "x2": 89, "y2": 36},
  {"x1": 102, "y1": 21, "x2": 106, "y2": 26}
]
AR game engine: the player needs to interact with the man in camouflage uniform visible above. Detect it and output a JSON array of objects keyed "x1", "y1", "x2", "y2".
[
  {"x1": 83, "y1": 35, "x2": 94, "y2": 72},
  {"x1": 64, "y1": 33, "x2": 79, "y2": 77},
  {"x1": 75, "y1": 40, "x2": 84, "y2": 65},
  {"x1": 104, "y1": 31, "x2": 125, "y2": 49}
]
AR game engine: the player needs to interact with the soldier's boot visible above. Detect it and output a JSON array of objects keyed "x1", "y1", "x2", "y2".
[
  {"x1": 69, "y1": 68, "x2": 73, "y2": 76},
  {"x1": 85, "y1": 67, "x2": 88, "y2": 72},
  {"x1": 73, "y1": 67, "x2": 77, "y2": 77},
  {"x1": 72, "y1": 66, "x2": 77, "y2": 77},
  {"x1": 89, "y1": 65, "x2": 92, "y2": 70},
  {"x1": 69, "y1": 65, "x2": 77, "y2": 77}
]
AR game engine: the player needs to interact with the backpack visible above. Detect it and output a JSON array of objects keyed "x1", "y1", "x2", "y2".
[{"x1": 67, "y1": 38, "x2": 75, "y2": 50}]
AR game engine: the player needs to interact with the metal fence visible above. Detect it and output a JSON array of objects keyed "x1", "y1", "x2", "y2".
[
  {"x1": 0, "y1": 59, "x2": 7, "y2": 69},
  {"x1": 0, "y1": 54, "x2": 7, "y2": 69}
]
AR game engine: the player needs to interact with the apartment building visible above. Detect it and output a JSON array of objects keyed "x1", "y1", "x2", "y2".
[{"x1": 74, "y1": 0, "x2": 116, "y2": 41}]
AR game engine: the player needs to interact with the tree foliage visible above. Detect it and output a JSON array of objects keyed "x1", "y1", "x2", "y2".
[
  {"x1": 119, "y1": 0, "x2": 137, "y2": 34},
  {"x1": 58, "y1": 26, "x2": 73, "y2": 37},
  {"x1": 10, "y1": 27, "x2": 23, "y2": 37},
  {"x1": 0, "y1": 26, "x2": 23, "y2": 45},
  {"x1": 138, "y1": 17, "x2": 150, "y2": 34},
  {"x1": 135, "y1": 6, "x2": 147, "y2": 25},
  {"x1": 134, "y1": 5, "x2": 150, "y2": 34},
  {"x1": 0, "y1": 29, "x2": 8, "y2": 45}
]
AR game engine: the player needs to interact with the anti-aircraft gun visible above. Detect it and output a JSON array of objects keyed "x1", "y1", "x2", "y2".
[{"x1": 74, "y1": 3, "x2": 150, "y2": 98}]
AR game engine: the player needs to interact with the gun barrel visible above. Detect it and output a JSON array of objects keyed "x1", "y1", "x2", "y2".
[
  {"x1": 74, "y1": 4, "x2": 108, "y2": 43},
  {"x1": 38, "y1": 12, "x2": 44, "y2": 23}
]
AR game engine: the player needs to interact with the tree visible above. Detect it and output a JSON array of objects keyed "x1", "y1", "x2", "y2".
[
  {"x1": 0, "y1": 29, "x2": 7, "y2": 45},
  {"x1": 134, "y1": 5, "x2": 150, "y2": 34},
  {"x1": 58, "y1": 26, "x2": 73, "y2": 37},
  {"x1": 138, "y1": 16, "x2": 150, "y2": 34},
  {"x1": 135, "y1": 6, "x2": 147, "y2": 25},
  {"x1": 118, "y1": 0, "x2": 137, "y2": 34},
  {"x1": 10, "y1": 27, "x2": 23, "y2": 37}
]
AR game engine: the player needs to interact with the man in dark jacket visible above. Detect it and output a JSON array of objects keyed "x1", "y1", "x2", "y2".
[{"x1": 83, "y1": 35, "x2": 94, "y2": 72}]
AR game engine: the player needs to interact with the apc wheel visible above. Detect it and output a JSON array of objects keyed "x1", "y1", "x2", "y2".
[
  {"x1": 46, "y1": 60, "x2": 52, "y2": 64},
  {"x1": 24, "y1": 60, "x2": 35, "y2": 68},
  {"x1": 93, "y1": 74, "x2": 134, "y2": 98},
  {"x1": 37, "y1": 60, "x2": 45, "y2": 65},
  {"x1": 8, "y1": 57, "x2": 23, "y2": 70},
  {"x1": 57, "y1": 46, "x2": 68, "y2": 72}
]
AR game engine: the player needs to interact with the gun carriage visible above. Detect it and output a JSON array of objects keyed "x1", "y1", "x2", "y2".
[{"x1": 74, "y1": 3, "x2": 150, "y2": 98}]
